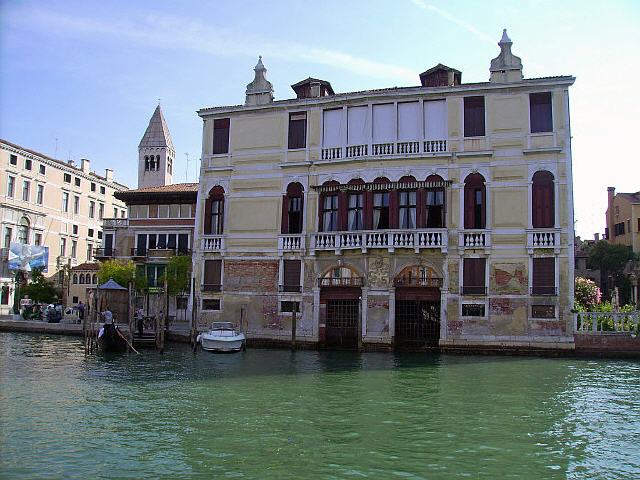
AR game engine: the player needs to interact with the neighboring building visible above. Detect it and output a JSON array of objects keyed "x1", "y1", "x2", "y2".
[
  {"x1": 192, "y1": 30, "x2": 576, "y2": 351},
  {"x1": 97, "y1": 106, "x2": 197, "y2": 325},
  {"x1": 66, "y1": 262, "x2": 100, "y2": 307},
  {"x1": 574, "y1": 236, "x2": 600, "y2": 287},
  {"x1": 1, "y1": 139, "x2": 128, "y2": 314},
  {"x1": 606, "y1": 187, "x2": 640, "y2": 253}
]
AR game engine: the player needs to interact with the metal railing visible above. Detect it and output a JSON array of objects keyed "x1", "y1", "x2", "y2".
[
  {"x1": 93, "y1": 248, "x2": 116, "y2": 258},
  {"x1": 318, "y1": 277, "x2": 364, "y2": 288},
  {"x1": 393, "y1": 277, "x2": 443, "y2": 288}
]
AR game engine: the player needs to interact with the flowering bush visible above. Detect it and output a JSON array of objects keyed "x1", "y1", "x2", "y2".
[{"x1": 574, "y1": 277, "x2": 601, "y2": 311}]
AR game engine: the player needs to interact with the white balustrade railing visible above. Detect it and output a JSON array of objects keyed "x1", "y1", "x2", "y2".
[
  {"x1": 201, "y1": 235, "x2": 225, "y2": 252},
  {"x1": 321, "y1": 147, "x2": 342, "y2": 160},
  {"x1": 528, "y1": 229, "x2": 558, "y2": 248},
  {"x1": 396, "y1": 141, "x2": 420, "y2": 154},
  {"x1": 102, "y1": 218, "x2": 129, "y2": 228},
  {"x1": 459, "y1": 230, "x2": 490, "y2": 249},
  {"x1": 278, "y1": 234, "x2": 304, "y2": 252},
  {"x1": 574, "y1": 311, "x2": 640, "y2": 334},
  {"x1": 312, "y1": 229, "x2": 447, "y2": 253},
  {"x1": 372, "y1": 143, "x2": 395, "y2": 155},
  {"x1": 346, "y1": 145, "x2": 368, "y2": 158},
  {"x1": 424, "y1": 139, "x2": 447, "y2": 153}
]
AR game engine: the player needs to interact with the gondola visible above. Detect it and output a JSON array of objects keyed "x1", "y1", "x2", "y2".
[{"x1": 97, "y1": 324, "x2": 129, "y2": 353}]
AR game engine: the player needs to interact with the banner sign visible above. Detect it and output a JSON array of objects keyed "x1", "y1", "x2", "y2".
[{"x1": 8, "y1": 243, "x2": 49, "y2": 272}]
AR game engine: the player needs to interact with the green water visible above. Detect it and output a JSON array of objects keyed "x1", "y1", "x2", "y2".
[{"x1": 0, "y1": 333, "x2": 639, "y2": 479}]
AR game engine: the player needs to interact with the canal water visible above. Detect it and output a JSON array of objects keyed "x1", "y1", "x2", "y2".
[{"x1": 1, "y1": 332, "x2": 639, "y2": 479}]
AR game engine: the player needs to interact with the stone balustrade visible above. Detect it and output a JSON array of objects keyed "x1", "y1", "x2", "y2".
[
  {"x1": 201, "y1": 235, "x2": 225, "y2": 252},
  {"x1": 311, "y1": 229, "x2": 447, "y2": 254},
  {"x1": 459, "y1": 230, "x2": 491, "y2": 249},
  {"x1": 574, "y1": 311, "x2": 640, "y2": 334}
]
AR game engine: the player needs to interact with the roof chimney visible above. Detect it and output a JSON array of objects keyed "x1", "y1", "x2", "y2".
[
  {"x1": 105, "y1": 168, "x2": 113, "y2": 182},
  {"x1": 490, "y1": 29, "x2": 523, "y2": 83},
  {"x1": 291, "y1": 77, "x2": 335, "y2": 99},
  {"x1": 419, "y1": 64, "x2": 461, "y2": 87},
  {"x1": 245, "y1": 56, "x2": 274, "y2": 106},
  {"x1": 80, "y1": 158, "x2": 90, "y2": 172}
]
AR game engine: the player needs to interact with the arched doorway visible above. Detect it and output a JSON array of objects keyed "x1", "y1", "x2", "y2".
[
  {"x1": 319, "y1": 265, "x2": 363, "y2": 349},
  {"x1": 393, "y1": 265, "x2": 442, "y2": 347}
]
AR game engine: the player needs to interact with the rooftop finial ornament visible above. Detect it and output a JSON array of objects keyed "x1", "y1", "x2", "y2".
[
  {"x1": 490, "y1": 28, "x2": 523, "y2": 83},
  {"x1": 245, "y1": 55, "x2": 274, "y2": 106}
]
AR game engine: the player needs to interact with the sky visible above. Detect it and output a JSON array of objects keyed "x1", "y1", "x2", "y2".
[{"x1": 1, "y1": 0, "x2": 639, "y2": 239}]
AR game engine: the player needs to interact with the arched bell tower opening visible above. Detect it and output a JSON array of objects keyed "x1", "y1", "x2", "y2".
[{"x1": 138, "y1": 105, "x2": 175, "y2": 188}]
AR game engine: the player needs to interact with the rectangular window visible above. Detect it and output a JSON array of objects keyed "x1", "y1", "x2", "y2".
[
  {"x1": 3, "y1": 227, "x2": 12, "y2": 248},
  {"x1": 424, "y1": 100, "x2": 447, "y2": 140},
  {"x1": 322, "y1": 108, "x2": 343, "y2": 147},
  {"x1": 462, "y1": 258, "x2": 486, "y2": 295},
  {"x1": 397, "y1": 102, "x2": 420, "y2": 141},
  {"x1": 426, "y1": 188, "x2": 445, "y2": 228},
  {"x1": 280, "y1": 301, "x2": 301, "y2": 313},
  {"x1": 146, "y1": 264, "x2": 166, "y2": 288},
  {"x1": 157, "y1": 234, "x2": 166, "y2": 249},
  {"x1": 348, "y1": 193, "x2": 364, "y2": 231},
  {"x1": 100, "y1": 186, "x2": 105, "y2": 195},
  {"x1": 62, "y1": 192, "x2": 69, "y2": 212},
  {"x1": 202, "y1": 299, "x2": 221, "y2": 311},
  {"x1": 373, "y1": 192, "x2": 390, "y2": 229},
  {"x1": 72, "y1": 225, "x2": 78, "y2": 235},
  {"x1": 22, "y1": 180, "x2": 30, "y2": 202},
  {"x1": 282, "y1": 260, "x2": 301, "y2": 292},
  {"x1": 148, "y1": 234, "x2": 157, "y2": 250},
  {"x1": 64, "y1": 173, "x2": 71, "y2": 183},
  {"x1": 203, "y1": 259, "x2": 222, "y2": 292},
  {"x1": 210, "y1": 200, "x2": 223, "y2": 234},
  {"x1": 98, "y1": 231, "x2": 103, "y2": 239},
  {"x1": 530, "y1": 92, "x2": 552, "y2": 133},
  {"x1": 86, "y1": 243, "x2": 92, "y2": 260},
  {"x1": 39, "y1": 164, "x2": 46, "y2": 175},
  {"x1": 179, "y1": 204, "x2": 191, "y2": 218},
  {"x1": 322, "y1": 194, "x2": 339, "y2": 232},
  {"x1": 288, "y1": 112, "x2": 307, "y2": 149},
  {"x1": 74, "y1": 177, "x2": 81, "y2": 187},
  {"x1": 60, "y1": 237, "x2": 66, "y2": 256},
  {"x1": 372, "y1": 103, "x2": 395, "y2": 142},
  {"x1": 169, "y1": 204, "x2": 180, "y2": 218},
  {"x1": 136, "y1": 234, "x2": 148, "y2": 256},
  {"x1": 176, "y1": 297, "x2": 188, "y2": 310},
  {"x1": 532, "y1": 305, "x2": 555, "y2": 319},
  {"x1": 614, "y1": 222, "x2": 625, "y2": 236},
  {"x1": 158, "y1": 205, "x2": 169, "y2": 218},
  {"x1": 113, "y1": 207, "x2": 118, "y2": 218},
  {"x1": 464, "y1": 96, "x2": 485, "y2": 137},
  {"x1": 7, "y1": 176, "x2": 15, "y2": 197},
  {"x1": 74, "y1": 196, "x2": 80, "y2": 214},
  {"x1": 71, "y1": 240, "x2": 77, "y2": 258},
  {"x1": 36, "y1": 184, "x2": 44, "y2": 205},
  {"x1": 25, "y1": 159, "x2": 32, "y2": 170},
  {"x1": 34, "y1": 233, "x2": 42, "y2": 246},
  {"x1": 91, "y1": 182, "x2": 96, "y2": 192},
  {"x1": 347, "y1": 106, "x2": 368, "y2": 145},
  {"x1": 89, "y1": 201, "x2": 95, "y2": 218},
  {"x1": 98, "y1": 203, "x2": 104, "y2": 220},
  {"x1": 178, "y1": 234, "x2": 189, "y2": 254},
  {"x1": 532, "y1": 258, "x2": 556, "y2": 295},
  {"x1": 212, "y1": 118, "x2": 230, "y2": 154},
  {"x1": 399, "y1": 191, "x2": 417, "y2": 229},
  {"x1": 462, "y1": 304, "x2": 485, "y2": 317},
  {"x1": 10, "y1": 154, "x2": 17, "y2": 165}
]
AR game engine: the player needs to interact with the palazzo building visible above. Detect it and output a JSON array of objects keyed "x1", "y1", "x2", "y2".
[
  {"x1": 1, "y1": 139, "x2": 128, "y2": 314},
  {"x1": 192, "y1": 31, "x2": 576, "y2": 350}
]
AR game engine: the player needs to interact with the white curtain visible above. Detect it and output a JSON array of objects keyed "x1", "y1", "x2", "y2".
[
  {"x1": 323, "y1": 195, "x2": 338, "y2": 231},
  {"x1": 323, "y1": 109, "x2": 343, "y2": 147},
  {"x1": 424, "y1": 100, "x2": 447, "y2": 140},
  {"x1": 399, "y1": 191, "x2": 416, "y2": 229},
  {"x1": 348, "y1": 193, "x2": 363, "y2": 230},
  {"x1": 347, "y1": 106, "x2": 368, "y2": 145},
  {"x1": 398, "y1": 102, "x2": 420, "y2": 141},
  {"x1": 372, "y1": 104, "x2": 395, "y2": 142}
]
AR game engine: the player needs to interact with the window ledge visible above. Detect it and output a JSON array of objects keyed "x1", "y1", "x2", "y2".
[
  {"x1": 523, "y1": 147, "x2": 562, "y2": 154},
  {"x1": 204, "y1": 166, "x2": 234, "y2": 172},
  {"x1": 279, "y1": 161, "x2": 312, "y2": 168},
  {"x1": 287, "y1": 148, "x2": 306, "y2": 152},
  {"x1": 456, "y1": 150, "x2": 493, "y2": 157}
]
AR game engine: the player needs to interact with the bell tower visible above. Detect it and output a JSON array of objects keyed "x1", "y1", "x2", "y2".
[{"x1": 138, "y1": 105, "x2": 175, "y2": 188}]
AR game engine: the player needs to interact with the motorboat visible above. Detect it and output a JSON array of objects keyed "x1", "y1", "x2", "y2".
[{"x1": 197, "y1": 322, "x2": 246, "y2": 352}]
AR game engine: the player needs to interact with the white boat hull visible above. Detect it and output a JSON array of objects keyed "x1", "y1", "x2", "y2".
[{"x1": 199, "y1": 333, "x2": 245, "y2": 352}]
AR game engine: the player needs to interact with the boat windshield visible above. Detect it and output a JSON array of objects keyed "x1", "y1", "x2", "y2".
[{"x1": 211, "y1": 322, "x2": 236, "y2": 331}]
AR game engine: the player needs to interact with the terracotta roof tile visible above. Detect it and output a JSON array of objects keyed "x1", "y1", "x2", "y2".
[
  {"x1": 119, "y1": 183, "x2": 199, "y2": 194},
  {"x1": 71, "y1": 262, "x2": 101, "y2": 271}
]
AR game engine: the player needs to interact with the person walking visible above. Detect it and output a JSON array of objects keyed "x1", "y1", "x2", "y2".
[{"x1": 102, "y1": 306, "x2": 113, "y2": 325}]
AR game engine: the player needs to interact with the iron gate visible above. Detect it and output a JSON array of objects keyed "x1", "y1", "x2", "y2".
[
  {"x1": 395, "y1": 300, "x2": 440, "y2": 346},
  {"x1": 325, "y1": 299, "x2": 359, "y2": 348}
]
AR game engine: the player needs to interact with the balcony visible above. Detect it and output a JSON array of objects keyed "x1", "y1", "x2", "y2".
[
  {"x1": 278, "y1": 234, "x2": 305, "y2": 254},
  {"x1": 93, "y1": 248, "x2": 116, "y2": 259},
  {"x1": 458, "y1": 230, "x2": 491, "y2": 250},
  {"x1": 102, "y1": 218, "x2": 129, "y2": 228},
  {"x1": 530, "y1": 286, "x2": 558, "y2": 296},
  {"x1": 318, "y1": 277, "x2": 364, "y2": 288},
  {"x1": 527, "y1": 229, "x2": 560, "y2": 253},
  {"x1": 311, "y1": 229, "x2": 447, "y2": 254},
  {"x1": 320, "y1": 138, "x2": 448, "y2": 162},
  {"x1": 393, "y1": 277, "x2": 443, "y2": 288},
  {"x1": 201, "y1": 235, "x2": 225, "y2": 253},
  {"x1": 460, "y1": 286, "x2": 487, "y2": 296}
]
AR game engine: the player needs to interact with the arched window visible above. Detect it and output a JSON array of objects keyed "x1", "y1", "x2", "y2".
[
  {"x1": 532, "y1": 171, "x2": 554, "y2": 228},
  {"x1": 371, "y1": 177, "x2": 391, "y2": 230},
  {"x1": 319, "y1": 181, "x2": 340, "y2": 232},
  {"x1": 398, "y1": 176, "x2": 417, "y2": 229},
  {"x1": 73, "y1": 274, "x2": 78, "y2": 284},
  {"x1": 347, "y1": 179, "x2": 365, "y2": 231},
  {"x1": 92, "y1": 274, "x2": 98, "y2": 284},
  {"x1": 79, "y1": 274, "x2": 85, "y2": 284},
  {"x1": 144, "y1": 156, "x2": 150, "y2": 171},
  {"x1": 204, "y1": 186, "x2": 225, "y2": 235},
  {"x1": 464, "y1": 173, "x2": 486, "y2": 229},
  {"x1": 156, "y1": 155, "x2": 161, "y2": 171},
  {"x1": 18, "y1": 217, "x2": 30, "y2": 244},
  {"x1": 281, "y1": 182, "x2": 304, "y2": 234},
  {"x1": 425, "y1": 175, "x2": 445, "y2": 228},
  {"x1": 320, "y1": 265, "x2": 363, "y2": 287}
]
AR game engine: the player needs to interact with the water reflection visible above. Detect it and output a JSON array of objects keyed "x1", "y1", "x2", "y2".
[{"x1": 1, "y1": 332, "x2": 639, "y2": 480}]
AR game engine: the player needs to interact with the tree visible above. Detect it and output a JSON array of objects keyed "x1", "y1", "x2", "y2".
[
  {"x1": 574, "y1": 277, "x2": 601, "y2": 311},
  {"x1": 588, "y1": 241, "x2": 638, "y2": 303},
  {"x1": 98, "y1": 259, "x2": 137, "y2": 289},
  {"x1": 164, "y1": 255, "x2": 192, "y2": 296},
  {"x1": 21, "y1": 267, "x2": 59, "y2": 304}
]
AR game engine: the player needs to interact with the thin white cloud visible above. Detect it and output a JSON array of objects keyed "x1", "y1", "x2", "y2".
[
  {"x1": 410, "y1": 0, "x2": 495, "y2": 44},
  {"x1": 8, "y1": 6, "x2": 417, "y2": 84}
]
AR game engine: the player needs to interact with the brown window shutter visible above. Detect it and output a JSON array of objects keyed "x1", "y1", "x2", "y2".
[
  {"x1": 416, "y1": 188, "x2": 426, "y2": 228},
  {"x1": 338, "y1": 191, "x2": 348, "y2": 231},
  {"x1": 389, "y1": 190, "x2": 399, "y2": 229},
  {"x1": 464, "y1": 186, "x2": 474, "y2": 229},
  {"x1": 283, "y1": 260, "x2": 301, "y2": 291},
  {"x1": 533, "y1": 258, "x2": 555, "y2": 293},
  {"x1": 281, "y1": 195, "x2": 289, "y2": 234},
  {"x1": 213, "y1": 118, "x2": 230, "y2": 154},
  {"x1": 363, "y1": 190, "x2": 373, "y2": 230},
  {"x1": 204, "y1": 198, "x2": 212, "y2": 234},
  {"x1": 464, "y1": 258, "x2": 486, "y2": 291},
  {"x1": 288, "y1": 113, "x2": 307, "y2": 149},
  {"x1": 318, "y1": 194, "x2": 324, "y2": 232},
  {"x1": 204, "y1": 259, "x2": 222, "y2": 290}
]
